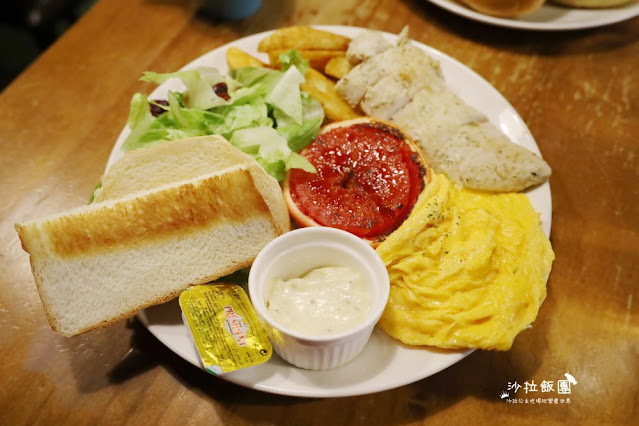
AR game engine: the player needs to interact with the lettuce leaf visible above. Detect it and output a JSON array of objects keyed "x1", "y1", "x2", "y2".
[
  {"x1": 141, "y1": 68, "x2": 229, "y2": 110},
  {"x1": 121, "y1": 55, "x2": 321, "y2": 181},
  {"x1": 265, "y1": 65, "x2": 305, "y2": 125},
  {"x1": 232, "y1": 66, "x2": 279, "y2": 88},
  {"x1": 279, "y1": 49, "x2": 310, "y2": 75},
  {"x1": 275, "y1": 93, "x2": 324, "y2": 152},
  {"x1": 230, "y1": 126, "x2": 315, "y2": 181}
]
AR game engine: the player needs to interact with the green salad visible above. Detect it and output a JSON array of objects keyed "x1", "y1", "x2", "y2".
[{"x1": 121, "y1": 50, "x2": 322, "y2": 182}]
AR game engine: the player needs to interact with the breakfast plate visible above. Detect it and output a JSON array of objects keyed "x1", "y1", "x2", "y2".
[
  {"x1": 108, "y1": 26, "x2": 552, "y2": 397},
  {"x1": 426, "y1": 0, "x2": 639, "y2": 30}
]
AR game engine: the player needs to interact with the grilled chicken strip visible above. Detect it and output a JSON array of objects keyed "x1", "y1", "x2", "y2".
[{"x1": 336, "y1": 44, "x2": 443, "y2": 109}]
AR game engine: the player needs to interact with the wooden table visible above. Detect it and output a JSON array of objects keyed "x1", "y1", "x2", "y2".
[{"x1": 1, "y1": 0, "x2": 637, "y2": 424}]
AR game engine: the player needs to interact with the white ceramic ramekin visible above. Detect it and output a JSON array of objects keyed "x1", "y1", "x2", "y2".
[{"x1": 248, "y1": 227, "x2": 390, "y2": 370}]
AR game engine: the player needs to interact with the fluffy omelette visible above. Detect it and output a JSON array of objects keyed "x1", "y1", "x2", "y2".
[{"x1": 376, "y1": 173, "x2": 554, "y2": 351}]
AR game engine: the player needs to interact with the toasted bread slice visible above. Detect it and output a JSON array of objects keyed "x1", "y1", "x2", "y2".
[
  {"x1": 16, "y1": 136, "x2": 290, "y2": 336},
  {"x1": 94, "y1": 136, "x2": 289, "y2": 234}
]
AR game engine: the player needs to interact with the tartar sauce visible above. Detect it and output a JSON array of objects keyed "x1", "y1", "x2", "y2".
[{"x1": 266, "y1": 266, "x2": 372, "y2": 336}]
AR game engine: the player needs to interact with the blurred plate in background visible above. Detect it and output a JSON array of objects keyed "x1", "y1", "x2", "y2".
[{"x1": 426, "y1": 0, "x2": 639, "y2": 30}]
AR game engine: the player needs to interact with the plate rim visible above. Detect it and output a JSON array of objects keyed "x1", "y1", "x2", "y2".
[{"x1": 109, "y1": 25, "x2": 552, "y2": 397}]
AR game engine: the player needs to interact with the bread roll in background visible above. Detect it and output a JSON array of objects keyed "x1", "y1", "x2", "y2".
[
  {"x1": 15, "y1": 136, "x2": 290, "y2": 336},
  {"x1": 459, "y1": 0, "x2": 546, "y2": 17},
  {"x1": 550, "y1": 0, "x2": 634, "y2": 7}
]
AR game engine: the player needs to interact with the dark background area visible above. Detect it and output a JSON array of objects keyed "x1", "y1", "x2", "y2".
[{"x1": 0, "y1": 0, "x2": 97, "y2": 92}]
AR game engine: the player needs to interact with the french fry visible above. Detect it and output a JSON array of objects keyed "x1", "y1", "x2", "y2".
[
  {"x1": 301, "y1": 69, "x2": 360, "y2": 122},
  {"x1": 268, "y1": 49, "x2": 346, "y2": 71},
  {"x1": 324, "y1": 56, "x2": 353, "y2": 80},
  {"x1": 226, "y1": 47, "x2": 267, "y2": 70},
  {"x1": 258, "y1": 26, "x2": 351, "y2": 52}
]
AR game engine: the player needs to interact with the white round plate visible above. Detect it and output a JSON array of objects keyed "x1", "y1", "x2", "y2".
[
  {"x1": 109, "y1": 26, "x2": 552, "y2": 398},
  {"x1": 426, "y1": 0, "x2": 639, "y2": 30}
]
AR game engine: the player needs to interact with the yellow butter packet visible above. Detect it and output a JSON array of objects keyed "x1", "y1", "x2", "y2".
[{"x1": 179, "y1": 283, "x2": 272, "y2": 375}]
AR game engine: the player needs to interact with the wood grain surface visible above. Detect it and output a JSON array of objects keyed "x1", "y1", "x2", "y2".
[{"x1": 0, "y1": 0, "x2": 637, "y2": 424}]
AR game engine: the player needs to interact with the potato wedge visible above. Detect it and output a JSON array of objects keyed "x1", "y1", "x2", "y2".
[
  {"x1": 324, "y1": 56, "x2": 353, "y2": 80},
  {"x1": 226, "y1": 47, "x2": 267, "y2": 70},
  {"x1": 302, "y1": 69, "x2": 360, "y2": 122},
  {"x1": 268, "y1": 49, "x2": 345, "y2": 71},
  {"x1": 258, "y1": 26, "x2": 351, "y2": 52}
]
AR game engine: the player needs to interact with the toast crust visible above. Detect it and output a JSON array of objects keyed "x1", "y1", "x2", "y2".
[{"x1": 20, "y1": 166, "x2": 271, "y2": 259}]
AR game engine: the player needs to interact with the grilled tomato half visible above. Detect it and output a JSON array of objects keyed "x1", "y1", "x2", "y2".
[{"x1": 283, "y1": 118, "x2": 430, "y2": 246}]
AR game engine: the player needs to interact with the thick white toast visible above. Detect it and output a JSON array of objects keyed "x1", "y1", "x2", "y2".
[{"x1": 16, "y1": 136, "x2": 290, "y2": 336}]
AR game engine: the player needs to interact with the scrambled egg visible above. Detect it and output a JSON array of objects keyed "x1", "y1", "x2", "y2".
[{"x1": 376, "y1": 173, "x2": 554, "y2": 351}]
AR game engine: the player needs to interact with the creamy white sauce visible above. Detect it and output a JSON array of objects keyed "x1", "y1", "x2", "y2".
[{"x1": 266, "y1": 266, "x2": 372, "y2": 336}]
